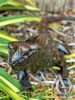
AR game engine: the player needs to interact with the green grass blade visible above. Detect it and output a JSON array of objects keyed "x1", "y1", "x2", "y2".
[
  {"x1": 0, "y1": 76, "x2": 20, "y2": 92},
  {"x1": 24, "y1": 5, "x2": 40, "y2": 11},
  {"x1": 0, "y1": 32, "x2": 18, "y2": 41},
  {"x1": 66, "y1": 59, "x2": 75, "y2": 63},
  {"x1": 0, "y1": 31, "x2": 18, "y2": 55},
  {"x1": 0, "y1": 0, "x2": 8, "y2": 1},
  {"x1": 0, "y1": 49, "x2": 8, "y2": 55},
  {"x1": 52, "y1": 66, "x2": 60, "y2": 70},
  {"x1": 68, "y1": 65, "x2": 75, "y2": 70},
  {"x1": 0, "y1": 0, "x2": 24, "y2": 7},
  {"x1": 0, "y1": 15, "x2": 41, "y2": 27},
  {"x1": 7, "y1": 0, "x2": 24, "y2": 7},
  {"x1": 0, "y1": 67, "x2": 22, "y2": 90},
  {"x1": 0, "y1": 2, "x2": 7, "y2": 7},
  {"x1": 0, "y1": 5, "x2": 40, "y2": 11},
  {"x1": 64, "y1": 52, "x2": 75, "y2": 58},
  {"x1": 0, "y1": 0, "x2": 40, "y2": 11},
  {"x1": 0, "y1": 82, "x2": 24, "y2": 100},
  {"x1": 49, "y1": 23, "x2": 63, "y2": 28},
  {"x1": 0, "y1": 6, "x2": 26, "y2": 11},
  {"x1": 25, "y1": 0, "x2": 36, "y2": 7},
  {"x1": 0, "y1": 96, "x2": 10, "y2": 100}
]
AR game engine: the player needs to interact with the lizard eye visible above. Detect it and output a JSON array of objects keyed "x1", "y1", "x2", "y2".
[{"x1": 19, "y1": 46, "x2": 29, "y2": 55}]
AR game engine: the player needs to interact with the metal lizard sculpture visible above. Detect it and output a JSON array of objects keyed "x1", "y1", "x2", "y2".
[{"x1": 8, "y1": 14, "x2": 74, "y2": 92}]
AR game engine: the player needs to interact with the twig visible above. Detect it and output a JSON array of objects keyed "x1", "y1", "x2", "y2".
[
  {"x1": 50, "y1": 27, "x2": 65, "y2": 37},
  {"x1": 28, "y1": 73, "x2": 40, "y2": 82}
]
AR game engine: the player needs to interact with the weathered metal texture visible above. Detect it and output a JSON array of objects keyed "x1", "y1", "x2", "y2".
[{"x1": 8, "y1": 40, "x2": 68, "y2": 79}]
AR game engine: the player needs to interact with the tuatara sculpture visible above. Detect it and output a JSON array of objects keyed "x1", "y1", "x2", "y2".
[{"x1": 8, "y1": 14, "x2": 74, "y2": 91}]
